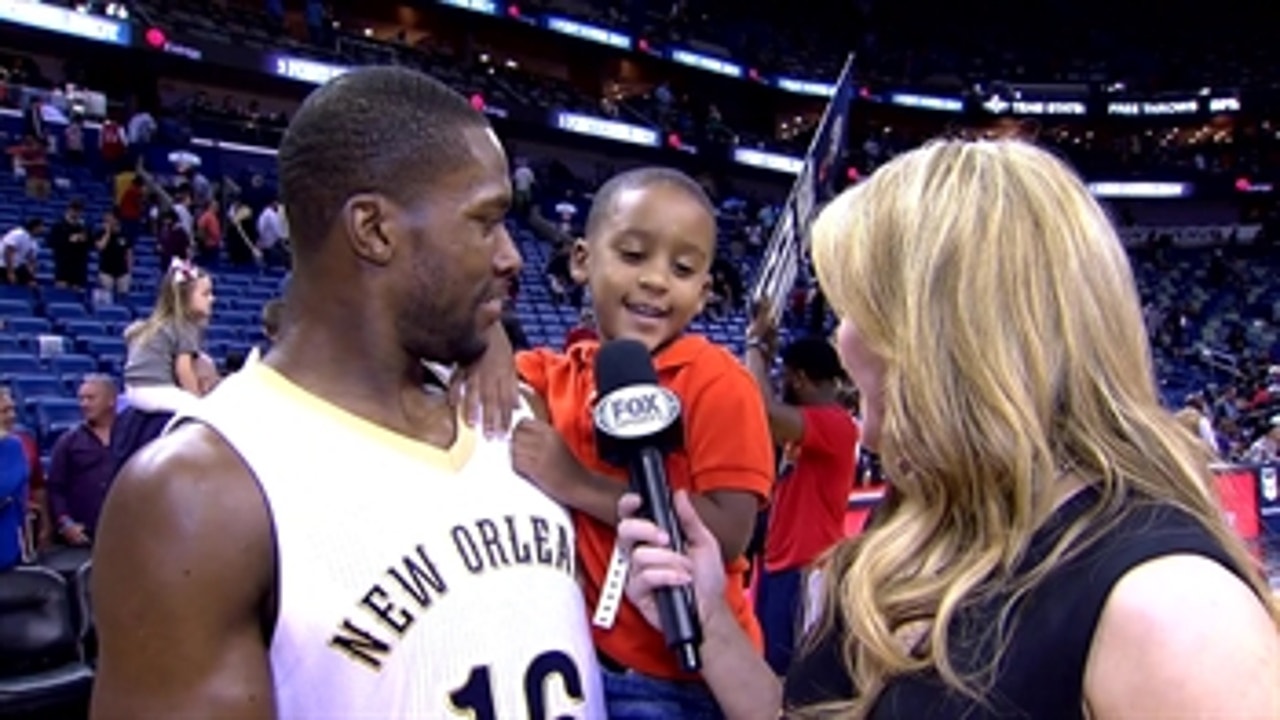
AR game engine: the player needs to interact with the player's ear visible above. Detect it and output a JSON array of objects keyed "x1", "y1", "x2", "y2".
[
  {"x1": 569, "y1": 238, "x2": 589, "y2": 285},
  {"x1": 344, "y1": 193, "x2": 396, "y2": 266}
]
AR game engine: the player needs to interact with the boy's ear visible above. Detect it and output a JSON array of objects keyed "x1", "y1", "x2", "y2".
[
  {"x1": 569, "y1": 239, "x2": 590, "y2": 285},
  {"x1": 693, "y1": 271, "x2": 712, "y2": 315}
]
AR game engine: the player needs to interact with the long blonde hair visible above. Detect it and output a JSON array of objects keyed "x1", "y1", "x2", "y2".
[
  {"x1": 124, "y1": 262, "x2": 210, "y2": 347},
  {"x1": 806, "y1": 139, "x2": 1278, "y2": 716}
]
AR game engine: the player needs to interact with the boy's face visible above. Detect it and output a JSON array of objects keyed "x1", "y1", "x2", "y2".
[{"x1": 572, "y1": 183, "x2": 714, "y2": 352}]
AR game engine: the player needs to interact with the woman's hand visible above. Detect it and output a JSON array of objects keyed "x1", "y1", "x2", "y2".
[
  {"x1": 617, "y1": 490, "x2": 728, "y2": 629},
  {"x1": 451, "y1": 323, "x2": 520, "y2": 437}
]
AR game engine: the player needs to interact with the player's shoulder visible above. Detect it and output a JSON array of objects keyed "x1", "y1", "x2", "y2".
[{"x1": 104, "y1": 422, "x2": 269, "y2": 545}]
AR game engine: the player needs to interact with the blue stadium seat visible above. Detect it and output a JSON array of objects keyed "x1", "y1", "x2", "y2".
[
  {"x1": 0, "y1": 337, "x2": 18, "y2": 353},
  {"x1": 0, "y1": 354, "x2": 42, "y2": 376},
  {"x1": 9, "y1": 374, "x2": 65, "y2": 403},
  {"x1": 61, "y1": 319, "x2": 110, "y2": 338},
  {"x1": 0, "y1": 285, "x2": 35, "y2": 301},
  {"x1": 0, "y1": 298, "x2": 35, "y2": 316},
  {"x1": 51, "y1": 355, "x2": 95, "y2": 376},
  {"x1": 40, "y1": 288, "x2": 86, "y2": 305},
  {"x1": 79, "y1": 336, "x2": 126, "y2": 358},
  {"x1": 205, "y1": 326, "x2": 241, "y2": 344},
  {"x1": 59, "y1": 374, "x2": 85, "y2": 393},
  {"x1": 98, "y1": 355, "x2": 125, "y2": 376},
  {"x1": 4, "y1": 316, "x2": 53, "y2": 335},
  {"x1": 33, "y1": 399, "x2": 82, "y2": 442},
  {"x1": 45, "y1": 302, "x2": 88, "y2": 323},
  {"x1": 92, "y1": 305, "x2": 132, "y2": 323}
]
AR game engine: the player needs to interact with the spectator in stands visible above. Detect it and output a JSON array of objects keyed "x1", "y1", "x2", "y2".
[
  {"x1": 0, "y1": 388, "x2": 30, "y2": 571},
  {"x1": 545, "y1": 242, "x2": 580, "y2": 307},
  {"x1": 196, "y1": 198, "x2": 223, "y2": 267},
  {"x1": 12, "y1": 134, "x2": 50, "y2": 200},
  {"x1": 95, "y1": 210, "x2": 132, "y2": 297},
  {"x1": 1181, "y1": 394, "x2": 1220, "y2": 457},
  {"x1": 256, "y1": 198, "x2": 289, "y2": 267},
  {"x1": 0, "y1": 383, "x2": 47, "y2": 543},
  {"x1": 513, "y1": 158, "x2": 536, "y2": 216},
  {"x1": 64, "y1": 113, "x2": 85, "y2": 165},
  {"x1": 172, "y1": 185, "x2": 196, "y2": 239},
  {"x1": 99, "y1": 116, "x2": 128, "y2": 172},
  {"x1": 22, "y1": 96, "x2": 46, "y2": 145},
  {"x1": 111, "y1": 262, "x2": 215, "y2": 476},
  {"x1": 261, "y1": 298, "x2": 284, "y2": 345},
  {"x1": 554, "y1": 192, "x2": 580, "y2": 234},
  {"x1": 157, "y1": 209, "x2": 192, "y2": 269},
  {"x1": 1245, "y1": 415, "x2": 1280, "y2": 463},
  {"x1": 47, "y1": 375, "x2": 117, "y2": 547},
  {"x1": 49, "y1": 198, "x2": 90, "y2": 290},
  {"x1": 127, "y1": 108, "x2": 157, "y2": 151},
  {"x1": 1, "y1": 217, "x2": 43, "y2": 286},
  {"x1": 618, "y1": 140, "x2": 1280, "y2": 718},
  {"x1": 121, "y1": 260, "x2": 215, "y2": 415},
  {"x1": 743, "y1": 319, "x2": 858, "y2": 678},
  {"x1": 246, "y1": 298, "x2": 285, "y2": 365},
  {"x1": 117, "y1": 175, "x2": 145, "y2": 239}
]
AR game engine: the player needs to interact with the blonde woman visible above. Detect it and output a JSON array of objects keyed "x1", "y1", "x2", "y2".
[{"x1": 618, "y1": 139, "x2": 1280, "y2": 718}]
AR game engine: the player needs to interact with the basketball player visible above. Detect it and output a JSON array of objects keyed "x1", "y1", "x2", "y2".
[{"x1": 90, "y1": 67, "x2": 605, "y2": 719}]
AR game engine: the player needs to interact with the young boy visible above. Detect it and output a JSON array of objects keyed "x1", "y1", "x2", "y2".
[{"x1": 506, "y1": 168, "x2": 775, "y2": 717}]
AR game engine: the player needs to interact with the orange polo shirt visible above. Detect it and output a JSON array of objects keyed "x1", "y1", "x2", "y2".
[{"x1": 517, "y1": 334, "x2": 773, "y2": 681}]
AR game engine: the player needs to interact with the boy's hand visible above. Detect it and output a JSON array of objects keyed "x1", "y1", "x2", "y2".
[
  {"x1": 511, "y1": 418, "x2": 590, "y2": 505},
  {"x1": 452, "y1": 323, "x2": 520, "y2": 437}
]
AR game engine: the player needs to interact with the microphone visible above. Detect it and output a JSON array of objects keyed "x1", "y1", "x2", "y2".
[{"x1": 593, "y1": 339, "x2": 702, "y2": 672}]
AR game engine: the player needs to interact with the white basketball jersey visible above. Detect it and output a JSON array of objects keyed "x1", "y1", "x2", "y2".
[{"x1": 170, "y1": 363, "x2": 606, "y2": 720}]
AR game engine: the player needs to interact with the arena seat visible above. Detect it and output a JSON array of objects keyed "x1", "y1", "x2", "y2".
[
  {"x1": 32, "y1": 401, "x2": 81, "y2": 445},
  {"x1": 38, "y1": 289, "x2": 85, "y2": 306},
  {"x1": 0, "y1": 300, "x2": 34, "y2": 317},
  {"x1": 0, "y1": 318, "x2": 51, "y2": 337},
  {"x1": 90, "y1": 305, "x2": 131, "y2": 324},
  {"x1": 0, "y1": 355, "x2": 42, "y2": 377},
  {"x1": 43, "y1": 304, "x2": 88, "y2": 325},
  {"x1": 0, "y1": 566, "x2": 94, "y2": 718},
  {"x1": 0, "y1": 287, "x2": 35, "y2": 303},
  {"x1": 37, "y1": 548, "x2": 93, "y2": 646},
  {"x1": 8, "y1": 375, "x2": 64, "y2": 406},
  {"x1": 49, "y1": 356, "x2": 95, "y2": 377},
  {"x1": 60, "y1": 320, "x2": 110, "y2": 340},
  {"x1": 73, "y1": 563, "x2": 95, "y2": 668}
]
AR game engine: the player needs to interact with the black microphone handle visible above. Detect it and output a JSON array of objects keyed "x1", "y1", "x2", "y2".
[{"x1": 632, "y1": 446, "x2": 703, "y2": 672}]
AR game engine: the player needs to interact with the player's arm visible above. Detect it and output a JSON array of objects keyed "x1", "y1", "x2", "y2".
[
  {"x1": 743, "y1": 343, "x2": 805, "y2": 444},
  {"x1": 91, "y1": 424, "x2": 277, "y2": 720}
]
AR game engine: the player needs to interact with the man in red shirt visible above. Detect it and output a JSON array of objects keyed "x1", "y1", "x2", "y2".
[{"x1": 744, "y1": 315, "x2": 859, "y2": 676}]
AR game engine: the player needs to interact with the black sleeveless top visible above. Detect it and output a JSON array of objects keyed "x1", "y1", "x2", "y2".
[{"x1": 783, "y1": 487, "x2": 1249, "y2": 719}]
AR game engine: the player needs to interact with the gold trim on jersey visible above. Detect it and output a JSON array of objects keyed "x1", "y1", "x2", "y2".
[{"x1": 249, "y1": 363, "x2": 476, "y2": 471}]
